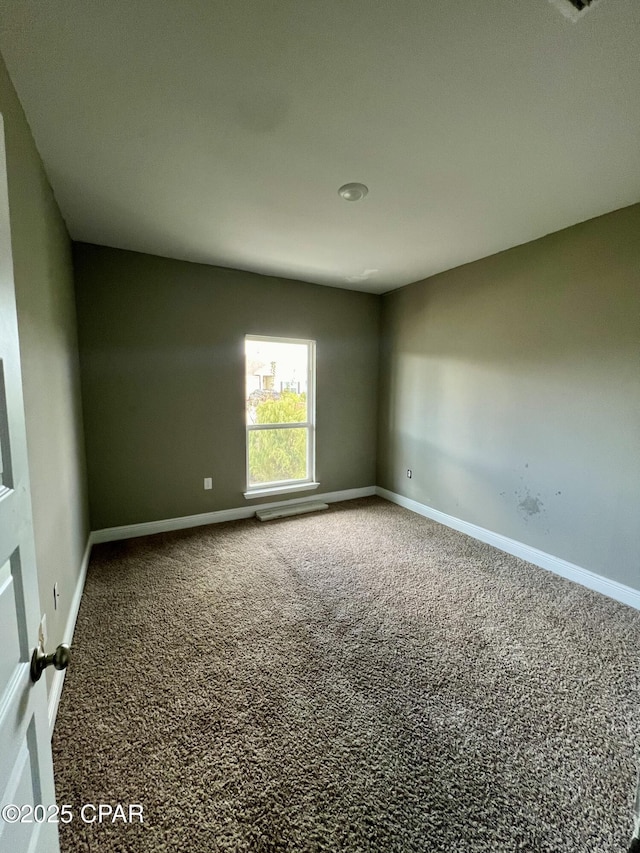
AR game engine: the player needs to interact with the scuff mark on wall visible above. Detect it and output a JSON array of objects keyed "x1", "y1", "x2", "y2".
[
  {"x1": 518, "y1": 494, "x2": 543, "y2": 516},
  {"x1": 513, "y1": 462, "x2": 546, "y2": 523}
]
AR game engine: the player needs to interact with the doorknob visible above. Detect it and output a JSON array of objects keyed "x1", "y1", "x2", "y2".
[{"x1": 30, "y1": 643, "x2": 70, "y2": 683}]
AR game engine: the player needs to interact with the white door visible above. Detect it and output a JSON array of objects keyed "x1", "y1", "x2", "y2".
[{"x1": 0, "y1": 115, "x2": 60, "y2": 851}]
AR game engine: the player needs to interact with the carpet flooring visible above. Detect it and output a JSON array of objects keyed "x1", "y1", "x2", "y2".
[{"x1": 52, "y1": 497, "x2": 640, "y2": 852}]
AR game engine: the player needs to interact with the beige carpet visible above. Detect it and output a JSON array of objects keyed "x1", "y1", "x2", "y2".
[{"x1": 52, "y1": 497, "x2": 640, "y2": 852}]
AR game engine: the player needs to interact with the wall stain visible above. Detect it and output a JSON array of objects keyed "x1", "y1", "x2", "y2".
[
  {"x1": 514, "y1": 464, "x2": 545, "y2": 522},
  {"x1": 518, "y1": 494, "x2": 543, "y2": 516}
]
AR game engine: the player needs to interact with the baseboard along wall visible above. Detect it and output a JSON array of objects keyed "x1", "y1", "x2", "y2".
[
  {"x1": 91, "y1": 487, "x2": 377, "y2": 543},
  {"x1": 51, "y1": 483, "x2": 639, "y2": 735},
  {"x1": 376, "y1": 487, "x2": 640, "y2": 612},
  {"x1": 48, "y1": 534, "x2": 94, "y2": 736}
]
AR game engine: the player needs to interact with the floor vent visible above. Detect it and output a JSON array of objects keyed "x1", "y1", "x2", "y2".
[
  {"x1": 256, "y1": 501, "x2": 329, "y2": 522},
  {"x1": 548, "y1": 0, "x2": 602, "y2": 21}
]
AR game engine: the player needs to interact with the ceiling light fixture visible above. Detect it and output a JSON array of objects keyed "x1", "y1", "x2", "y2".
[{"x1": 338, "y1": 182, "x2": 368, "y2": 202}]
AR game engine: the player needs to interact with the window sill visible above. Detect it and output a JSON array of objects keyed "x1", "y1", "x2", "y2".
[{"x1": 244, "y1": 482, "x2": 320, "y2": 500}]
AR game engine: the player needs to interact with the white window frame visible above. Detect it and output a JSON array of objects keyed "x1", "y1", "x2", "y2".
[{"x1": 244, "y1": 335, "x2": 318, "y2": 499}]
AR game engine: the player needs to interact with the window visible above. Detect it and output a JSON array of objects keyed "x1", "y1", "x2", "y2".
[{"x1": 244, "y1": 335, "x2": 317, "y2": 498}]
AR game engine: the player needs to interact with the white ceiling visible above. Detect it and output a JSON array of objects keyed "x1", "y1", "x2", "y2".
[{"x1": 0, "y1": 0, "x2": 639, "y2": 293}]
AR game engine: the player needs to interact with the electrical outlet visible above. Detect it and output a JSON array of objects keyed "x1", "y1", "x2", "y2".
[
  {"x1": 53, "y1": 582, "x2": 59, "y2": 610},
  {"x1": 204, "y1": 477, "x2": 213, "y2": 490},
  {"x1": 407, "y1": 469, "x2": 412, "y2": 479}
]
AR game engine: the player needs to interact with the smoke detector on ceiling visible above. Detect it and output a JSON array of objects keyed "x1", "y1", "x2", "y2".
[
  {"x1": 338, "y1": 183, "x2": 368, "y2": 202},
  {"x1": 547, "y1": 0, "x2": 603, "y2": 21}
]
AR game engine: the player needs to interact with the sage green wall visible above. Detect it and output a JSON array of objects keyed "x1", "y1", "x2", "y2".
[
  {"x1": 73, "y1": 243, "x2": 380, "y2": 529},
  {"x1": 378, "y1": 204, "x2": 640, "y2": 591},
  {"x1": 0, "y1": 52, "x2": 89, "y2": 687}
]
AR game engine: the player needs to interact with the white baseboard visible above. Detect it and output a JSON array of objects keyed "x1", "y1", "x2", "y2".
[
  {"x1": 50, "y1": 488, "x2": 374, "y2": 731},
  {"x1": 376, "y1": 487, "x2": 640, "y2": 611},
  {"x1": 56, "y1": 486, "x2": 637, "y2": 740},
  {"x1": 91, "y1": 486, "x2": 377, "y2": 544},
  {"x1": 48, "y1": 533, "x2": 94, "y2": 736}
]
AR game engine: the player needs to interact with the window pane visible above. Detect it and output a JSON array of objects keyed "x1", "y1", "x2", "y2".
[
  {"x1": 248, "y1": 428, "x2": 308, "y2": 486},
  {"x1": 246, "y1": 339, "x2": 308, "y2": 424}
]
